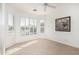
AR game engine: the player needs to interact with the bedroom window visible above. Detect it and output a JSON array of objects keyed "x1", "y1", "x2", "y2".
[
  {"x1": 20, "y1": 17, "x2": 37, "y2": 35},
  {"x1": 20, "y1": 17, "x2": 26, "y2": 32},
  {"x1": 40, "y1": 19, "x2": 44, "y2": 33},
  {"x1": 25, "y1": 18, "x2": 30, "y2": 35},
  {"x1": 29, "y1": 19, "x2": 37, "y2": 34},
  {"x1": 8, "y1": 13, "x2": 14, "y2": 31},
  {"x1": 33, "y1": 19, "x2": 37, "y2": 34}
]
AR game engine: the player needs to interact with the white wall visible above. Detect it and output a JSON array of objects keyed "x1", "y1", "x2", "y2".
[
  {"x1": 52, "y1": 3, "x2": 79, "y2": 48},
  {"x1": 0, "y1": 4, "x2": 2, "y2": 49},
  {"x1": 5, "y1": 4, "x2": 17, "y2": 48}
]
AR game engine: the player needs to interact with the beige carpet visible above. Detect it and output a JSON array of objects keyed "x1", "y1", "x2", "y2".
[{"x1": 6, "y1": 39, "x2": 79, "y2": 55}]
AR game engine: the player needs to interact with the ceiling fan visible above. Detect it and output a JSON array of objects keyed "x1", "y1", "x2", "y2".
[
  {"x1": 33, "y1": 3, "x2": 56, "y2": 12},
  {"x1": 43, "y1": 3, "x2": 56, "y2": 11}
]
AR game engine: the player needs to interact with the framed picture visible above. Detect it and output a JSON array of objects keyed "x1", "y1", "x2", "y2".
[{"x1": 55, "y1": 16, "x2": 71, "y2": 32}]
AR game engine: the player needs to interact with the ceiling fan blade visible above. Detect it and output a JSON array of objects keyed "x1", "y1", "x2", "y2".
[
  {"x1": 47, "y1": 4, "x2": 56, "y2": 8},
  {"x1": 42, "y1": 3, "x2": 56, "y2": 12},
  {"x1": 44, "y1": 3, "x2": 48, "y2": 6}
]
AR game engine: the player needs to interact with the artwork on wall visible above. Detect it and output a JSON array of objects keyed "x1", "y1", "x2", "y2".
[{"x1": 55, "y1": 16, "x2": 71, "y2": 32}]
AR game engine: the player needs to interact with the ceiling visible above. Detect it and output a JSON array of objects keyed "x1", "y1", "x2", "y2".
[{"x1": 7, "y1": 3, "x2": 56, "y2": 16}]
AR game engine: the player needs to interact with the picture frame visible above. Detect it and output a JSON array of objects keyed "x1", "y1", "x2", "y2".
[{"x1": 55, "y1": 16, "x2": 71, "y2": 32}]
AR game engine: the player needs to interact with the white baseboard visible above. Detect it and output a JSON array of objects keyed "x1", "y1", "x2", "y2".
[{"x1": 48, "y1": 37, "x2": 79, "y2": 48}]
